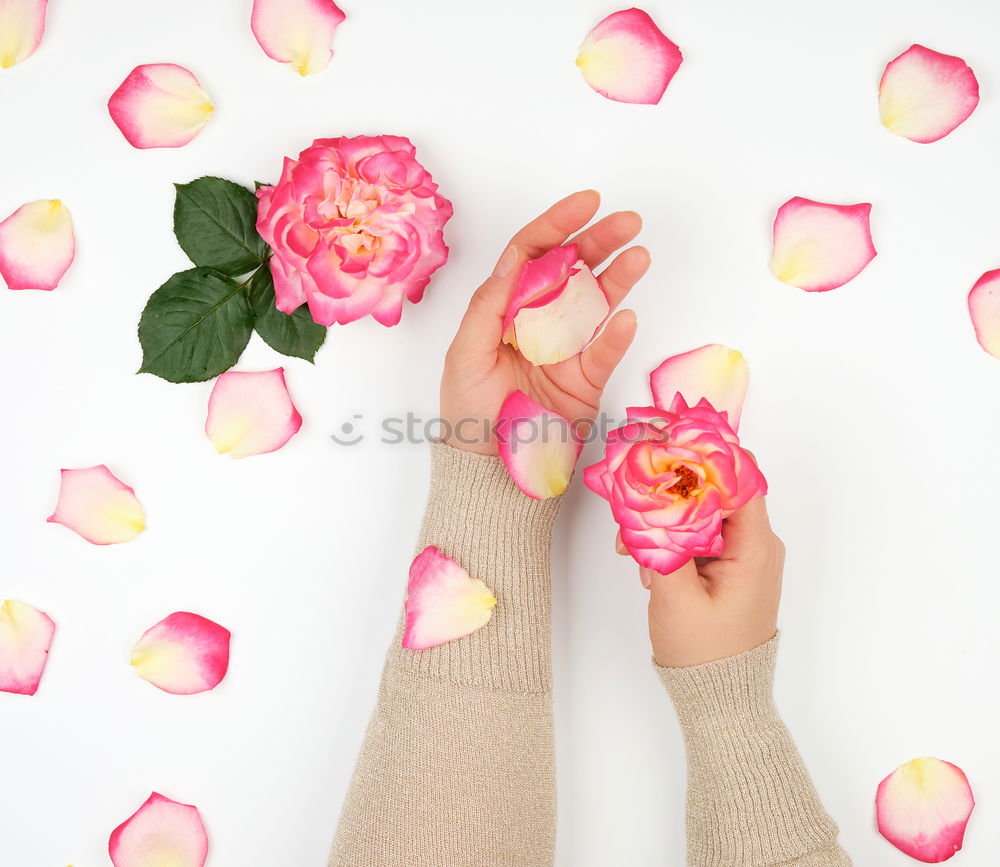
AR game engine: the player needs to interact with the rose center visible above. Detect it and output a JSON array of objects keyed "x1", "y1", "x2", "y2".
[{"x1": 667, "y1": 465, "x2": 699, "y2": 498}]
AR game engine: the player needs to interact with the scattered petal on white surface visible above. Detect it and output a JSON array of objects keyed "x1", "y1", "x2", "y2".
[
  {"x1": 0, "y1": 199, "x2": 75, "y2": 291},
  {"x1": 47, "y1": 466, "x2": 145, "y2": 545},
  {"x1": 650, "y1": 344, "x2": 749, "y2": 431},
  {"x1": 968, "y1": 269, "x2": 1000, "y2": 359},
  {"x1": 109, "y1": 792, "x2": 209, "y2": 867},
  {"x1": 879, "y1": 44, "x2": 979, "y2": 143},
  {"x1": 876, "y1": 757, "x2": 975, "y2": 863},
  {"x1": 770, "y1": 197, "x2": 876, "y2": 292},
  {"x1": 0, "y1": 0, "x2": 47, "y2": 68},
  {"x1": 0, "y1": 599, "x2": 55, "y2": 696},
  {"x1": 108, "y1": 64, "x2": 214, "y2": 149},
  {"x1": 251, "y1": 0, "x2": 346, "y2": 76},
  {"x1": 577, "y1": 8, "x2": 682, "y2": 104},
  {"x1": 130, "y1": 612, "x2": 231, "y2": 696},
  {"x1": 205, "y1": 369, "x2": 302, "y2": 459}
]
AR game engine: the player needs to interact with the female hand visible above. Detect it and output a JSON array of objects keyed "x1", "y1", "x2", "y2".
[
  {"x1": 624, "y1": 496, "x2": 785, "y2": 668},
  {"x1": 440, "y1": 189, "x2": 650, "y2": 455}
]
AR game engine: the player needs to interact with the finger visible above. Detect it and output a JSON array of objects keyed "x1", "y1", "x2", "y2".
[
  {"x1": 616, "y1": 531, "x2": 628, "y2": 555},
  {"x1": 718, "y1": 496, "x2": 773, "y2": 561},
  {"x1": 597, "y1": 245, "x2": 651, "y2": 309},
  {"x1": 455, "y1": 190, "x2": 603, "y2": 351},
  {"x1": 510, "y1": 189, "x2": 601, "y2": 258},
  {"x1": 570, "y1": 211, "x2": 642, "y2": 270},
  {"x1": 580, "y1": 309, "x2": 637, "y2": 390}
]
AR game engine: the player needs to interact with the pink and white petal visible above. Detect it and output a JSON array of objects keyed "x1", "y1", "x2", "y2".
[
  {"x1": 876, "y1": 757, "x2": 974, "y2": 863},
  {"x1": 650, "y1": 345, "x2": 749, "y2": 430},
  {"x1": 0, "y1": 199, "x2": 74, "y2": 291},
  {"x1": 402, "y1": 546, "x2": 496, "y2": 651},
  {"x1": 251, "y1": 0, "x2": 346, "y2": 77},
  {"x1": 577, "y1": 8, "x2": 682, "y2": 105},
  {"x1": 108, "y1": 64, "x2": 214, "y2": 149},
  {"x1": 879, "y1": 45, "x2": 979, "y2": 144},
  {"x1": 502, "y1": 244, "x2": 578, "y2": 340},
  {"x1": 512, "y1": 261, "x2": 609, "y2": 365},
  {"x1": 47, "y1": 465, "x2": 145, "y2": 545},
  {"x1": 0, "y1": 0, "x2": 46, "y2": 68},
  {"x1": 968, "y1": 269, "x2": 1000, "y2": 359},
  {"x1": 770, "y1": 197, "x2": 876, "y2": 292},
  {"x1": 109, "y1": 792, "x2": 208, "y2": 867},
  {"x1": 496, "y1": 390, "x2": 582, "y2": 499},
  {"x1": 130, "y1": 612, "x2": 230, "y2": 695},
  {"x1": 0, "y1": 599, "x2": 55, "y2": 695},
  {"x1": 205, "y1": 368, "x2": 302, "y2": 459}
]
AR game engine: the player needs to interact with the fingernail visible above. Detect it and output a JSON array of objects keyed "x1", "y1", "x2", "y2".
[
  {"x1": 640, "y1": 571, "x2": 652, "y2": 589},
  {"x1": 492, "y1": 245, "x2": 518, "y2": 279}
]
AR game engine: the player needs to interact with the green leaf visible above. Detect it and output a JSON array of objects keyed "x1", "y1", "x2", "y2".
[
  {"x1": 138, "y1": 268, "x2": 254, "y2": 383},
  {"x1": 248, "y1": 267, "x2": 327, "y2": 362},
  {"x1": 173, "y1": 177, "x2": 269, "y2": 275}
]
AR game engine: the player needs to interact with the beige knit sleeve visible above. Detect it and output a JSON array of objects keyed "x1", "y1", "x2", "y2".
[
  {"x1": 656, "y1": 636, "x2": 851, "y2": 866},
  {"x1": 328, "y1": 442, "x2": 560, "y2": 867}
]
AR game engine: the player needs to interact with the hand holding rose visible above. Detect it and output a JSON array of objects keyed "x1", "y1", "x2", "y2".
[
  {"x1": 632, "y1": 490, "x2": 784, "y2": 668},
  {"x1": 440, "y1": 190, "x2": 650, "y2": 455}
]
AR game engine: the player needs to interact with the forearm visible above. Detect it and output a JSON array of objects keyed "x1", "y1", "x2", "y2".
[
  {"x1": 657, "y1": 636, "x2": 850, "y2": 867},
  {"x1": 329, "y1": 442, "x2": 559, "y2": 867}
]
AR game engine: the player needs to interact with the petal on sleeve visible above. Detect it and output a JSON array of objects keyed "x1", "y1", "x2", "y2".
[{"x1": 402, "y1": 546, "x2": 496, "y2": 651}]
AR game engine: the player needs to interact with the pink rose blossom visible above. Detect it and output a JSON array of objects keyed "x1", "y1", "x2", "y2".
[
  {"x1": 256, "y1": 135, "x2": 453, "y2": 327},
  {"x1": 584, "y1": 394, "x2": 767, "y2": 575}
]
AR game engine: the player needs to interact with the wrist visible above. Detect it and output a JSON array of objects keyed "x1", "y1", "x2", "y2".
[{"x1": 655, "y1": 633, "x2": 780, "y2": 730}]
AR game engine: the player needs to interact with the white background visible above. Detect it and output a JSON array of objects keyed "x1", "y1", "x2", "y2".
[{"x1": 2, "y1": 0, "x2": 999, "y2": 864}]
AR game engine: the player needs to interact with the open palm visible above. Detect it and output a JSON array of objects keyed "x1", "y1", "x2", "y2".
[{"x1": 441, "y1": 190, "x2": 650, "y2": 455}]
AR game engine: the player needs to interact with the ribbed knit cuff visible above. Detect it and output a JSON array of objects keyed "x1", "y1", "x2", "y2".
[
  {"x1": 655, "y1": 634, "x2": 780, "y2": 730},
  {"x1": 656, "y1": 635, "x2": 844, "y2": 865},
  {"x1": 389, "y1": 441, "x2": 562, "y2": 693}
]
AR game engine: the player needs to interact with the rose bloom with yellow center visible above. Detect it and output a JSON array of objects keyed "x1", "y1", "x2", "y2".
[{"x1": 584, "y1": 394, "x2": 767, "y2": 575}]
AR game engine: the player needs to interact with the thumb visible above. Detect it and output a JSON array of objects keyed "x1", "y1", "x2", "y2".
[{"x1": 450, "y1": 243, "x2": 525, "y2": 355}]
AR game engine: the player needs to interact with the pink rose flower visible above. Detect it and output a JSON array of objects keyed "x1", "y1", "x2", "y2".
[
  {"x1": 256, "y1": 135, "x2": 453, "y2": 326},
  {"x1": 584, "y1": 394, "x2": 767, "y2": 575}
]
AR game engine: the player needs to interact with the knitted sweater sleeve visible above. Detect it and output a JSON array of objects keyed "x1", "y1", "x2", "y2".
[
  {"x1": 328, "y1": 442, "x2": 560, "y2": 867},
  {"x1": 656, "y1": 636, "x2": 852, "y2": 866}
]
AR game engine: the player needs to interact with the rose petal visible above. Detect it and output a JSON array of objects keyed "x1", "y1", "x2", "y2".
[
  {"x1": 251, "y1": 0, "x2": 346, "y2": 77},
  {"x1": 503, "y1": 246, "x2": 609, "y2": 366},
  {"x1": 109, "y1": 792, "x2": 208, "y2": 867},
  {"x1": 577, "y1": 8, "x2": 682, "y2": 105},
  {"x1": 0, "y1": 0, "x2": 46, "y2": 68},
  {"x1": 649, "y1": 345, "x2": 749, "y2": 431},
  {"x1": 967, "y1": 269, "x2": 1000, "y2": 359},
  {"x1": 47, "y1": 465, "x2": 145, "y2": 545},
  {"x1": 108, "y1": 64, "x2": 214, "y2": 149},
  {"x1": 876, "y1": 757, "x2": 974, "y2": 863},
  {"x1": 0, "y1": 199, "x2": 74, "y2": 291},
  {"x1": 879, "y1": 45, "x2": 979, "y2": 144},
  {"x1": 402, "y1": 546, "x2": 496, "y2": 651},
  {"x1": 130, "y1": 612, "x2": 230, "y2": 695},
  {"x1": 770, "y1": 197, "x2": 876, "y2": 292},
  {"x1": 205, "y1": 368, "x2": 302, "y2": 459},
  {"x1": 496, "y1": 390, "x2": 582, "y2": 499},
  {"x1": 0, "y1": 599, "x2": 55, "y2": 695}
]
